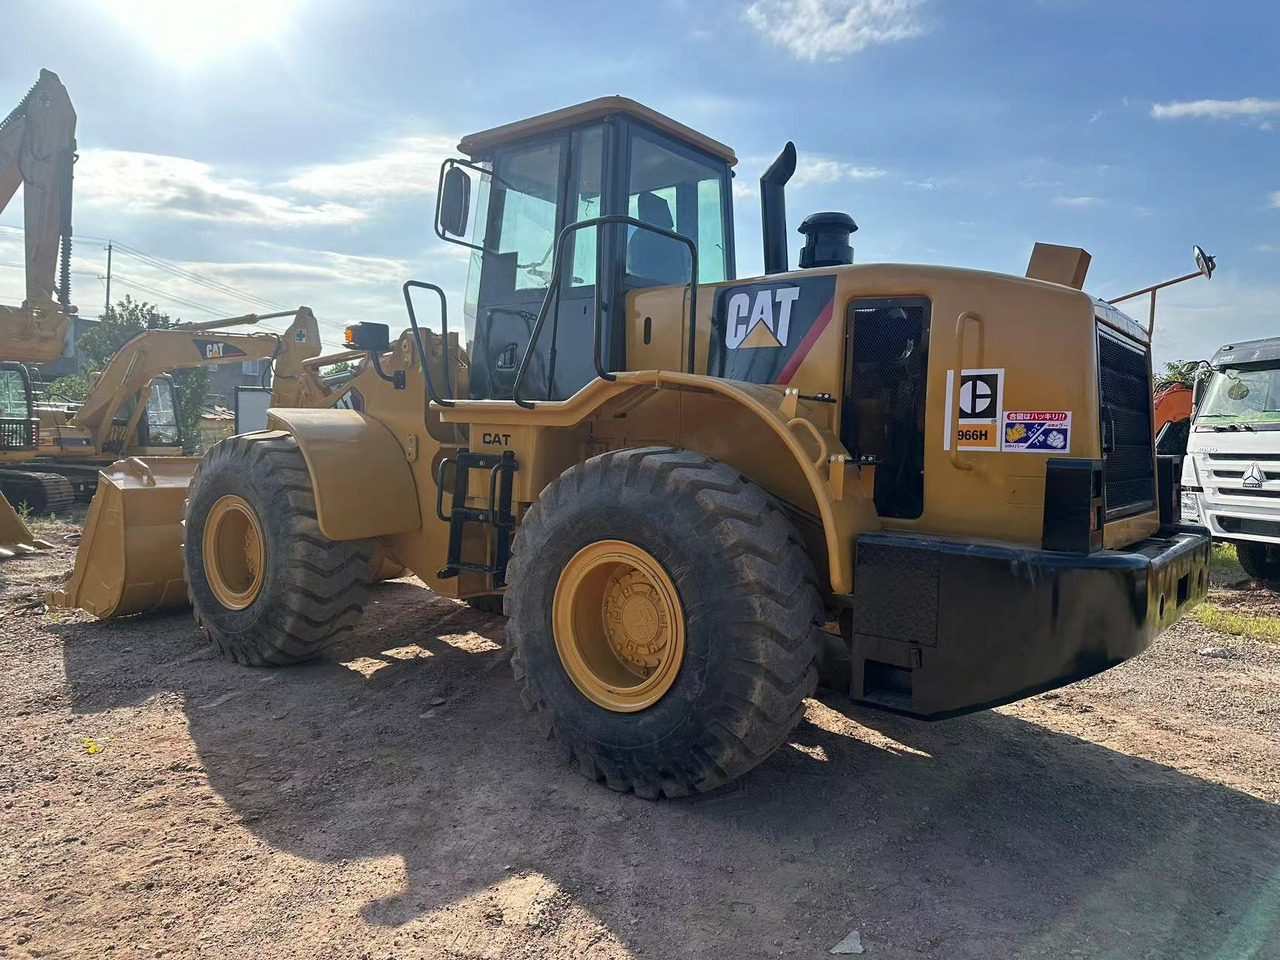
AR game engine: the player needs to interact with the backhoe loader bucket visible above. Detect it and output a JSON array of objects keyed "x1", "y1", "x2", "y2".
[
  {"x1": 0, "y1": 492, "x2": 49, "y2": 558},
  {"x1": 50, "y1": 458, "x2": 198, "y2": 618}
]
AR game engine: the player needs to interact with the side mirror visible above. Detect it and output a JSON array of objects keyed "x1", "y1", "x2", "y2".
[
  {"x1": 1194, "y1": 244, "x2": 1216, "y2": 279},
  {"x1": 439, "y1": 166, "x2": 471, "y2": 238}
]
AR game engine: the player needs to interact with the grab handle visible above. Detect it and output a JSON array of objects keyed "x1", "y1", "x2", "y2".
[{"x1": 950, "y1": 310, "x2": 983, "y2": 472}]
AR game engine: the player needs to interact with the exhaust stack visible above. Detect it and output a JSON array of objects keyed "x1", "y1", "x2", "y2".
[{"x1": 760, "y1": 142, "x2": 796, "y2": 275}]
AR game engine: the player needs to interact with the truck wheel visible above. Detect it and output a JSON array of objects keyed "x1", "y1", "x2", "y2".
[
  {"x1": 1235, "y1": 542, "x2": 1280, "y2": 584},
  {"x1": 183, "y1": 432, "x2": 375, "y2": 665},
  {"x1": 505, "y1": 447, "x2": 823, "y2": 798}
]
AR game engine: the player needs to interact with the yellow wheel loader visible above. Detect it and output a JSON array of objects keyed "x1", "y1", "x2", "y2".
[{"x1": 58, "y1": 98, "x2": 1211, "y2": 797}]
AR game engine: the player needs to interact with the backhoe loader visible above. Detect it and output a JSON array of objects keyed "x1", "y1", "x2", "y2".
[{"x1": 57, "y1": 97, "x2": 1211, "y2": 797}]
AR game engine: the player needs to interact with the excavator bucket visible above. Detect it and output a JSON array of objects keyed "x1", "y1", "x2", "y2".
[
  {"x1": 0, "y1": 492, "x2": 49, "y2": 558},
  {"x1": 50, "y1": 457, "x2": 197, "y2": 618}
]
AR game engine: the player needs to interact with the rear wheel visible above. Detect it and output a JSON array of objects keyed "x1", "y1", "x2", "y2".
[
  {"x1": 505, "y1": 447, "x2": 823, "y2": 798},
  {"x1": 183, "y1": 432, "x2": 375, "y2": 665},
  {"x1": 1235, "y1": 541, "x2": 1280, "y2": 585}
]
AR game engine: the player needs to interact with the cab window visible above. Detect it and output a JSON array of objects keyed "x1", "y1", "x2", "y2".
[
  {"x1": 145, "y1": 380, "x2": 180, "y2": 446},
  {"x1": 483, "y1": 138, "x2": 564, "y2": 299},
  {"x1": 0, "y1": 367, "x2": 30, "y2": 419},
  {"x1": 626, "y1": 129, "x2": 728, "y2": 286}
]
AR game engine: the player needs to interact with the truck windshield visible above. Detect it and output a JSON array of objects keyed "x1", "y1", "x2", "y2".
[{"x1": 1197, "y1": 366, "x2": 1280, "y2": 422}]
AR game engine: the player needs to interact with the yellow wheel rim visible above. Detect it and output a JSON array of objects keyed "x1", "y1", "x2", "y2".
[
  {"x1": 203, "y1": 494, "x2": 266, "y2": 610},
  {"x1": 552, "y1": 540, "x2": 686, "y2": 713}
]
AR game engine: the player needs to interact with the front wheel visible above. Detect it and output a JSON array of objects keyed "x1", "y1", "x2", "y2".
[
  {"x1": 183, "y1": 432, "x2": 375, "y2": 665},
  {"x1": 1235, "y1": 541, "x2": 1280, "y2": 585},
  {"x1": 505, "y1": 447, "x2": 823, "y2": 799}
]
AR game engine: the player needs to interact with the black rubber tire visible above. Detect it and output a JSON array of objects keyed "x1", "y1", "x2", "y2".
[
  {"x1": 183, "y1": 432, "x2": 376, "y2": 666},
  {"x1": 1235, "y1": 541, "x2": 1280, "y2": 583},
  {"x1": 505, "y1": 446, "x2": 823, "y2": 799},
  {"x1": 0, "y1": 470, "x2": 74, "y2": 514},
  {"x1": 465, "y1": 594, "x2": 506, "y2": 615}
]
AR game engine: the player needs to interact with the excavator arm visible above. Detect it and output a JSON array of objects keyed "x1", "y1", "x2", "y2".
[
  {"x1": 0, "y1": 70, "x2": 76, "y2": 363},
  {"x1": 68, "y1": 307, "x2": 322, "y2": 452}
]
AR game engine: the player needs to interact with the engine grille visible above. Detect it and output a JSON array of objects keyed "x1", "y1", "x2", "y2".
[{"x1": 1098, "y1": 327, "x2": 1155, "y2": 519}]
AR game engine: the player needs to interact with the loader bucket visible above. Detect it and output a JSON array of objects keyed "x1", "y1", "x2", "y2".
[
  {"x1": 50, "y1": 457, "x2": 199, "y2": 619},
  {"x1": 0, "y1": 492, "x2": 50, "y2": 559}
]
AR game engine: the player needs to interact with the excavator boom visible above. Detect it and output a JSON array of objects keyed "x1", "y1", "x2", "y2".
[{"x1": 0, "y1": 69, "x2": 77, "y2": 364}]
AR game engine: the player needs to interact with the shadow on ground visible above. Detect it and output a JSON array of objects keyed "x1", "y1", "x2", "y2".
[{"x1": 57, "y1": 579, "x2": 1280, "y2": 959}]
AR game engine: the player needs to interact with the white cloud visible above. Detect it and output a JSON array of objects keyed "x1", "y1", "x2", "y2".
[
  {"x1": 1053, "y1": 196, "x2": 1103, "y2": 208},
  {"x1": 1270, "y1": 190, "x2": 1280, "y2": 209},
  {"x1": 1151, "y1": 97, "x2": 1280, "y2": 121},
  {"x1": 283, "y1": 134, "x2": 457, "y2": 198},
  {"x1": 75, "y1": 149, "x2": 365, "y2": 227},
  {"x1": 732, "y1": 154, "x2": 886, "y2": 198},
  {"x1": 793, "y1": 156, "x2": 887, "y2": 185},
  {"x1": 743, "y1": 0, "x2": 928, "y2": 61}
]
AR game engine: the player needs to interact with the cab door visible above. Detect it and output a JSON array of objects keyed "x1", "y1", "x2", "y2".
[{"x1": 469, "y1": 124, "x2": 611, "y2": 401}]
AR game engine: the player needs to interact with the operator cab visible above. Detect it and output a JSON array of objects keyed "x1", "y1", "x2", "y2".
[
  {"x1": 439, "y1": 97, "x2": 737, "y2": 401},
  {"x1": 105, "y1": 376, "x2": 182, "y2": 454},
  {"x1": 0, "y1": 362, "x2": 37, "y2": 454}
]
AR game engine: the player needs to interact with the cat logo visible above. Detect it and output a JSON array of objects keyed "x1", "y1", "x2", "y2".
[
  {"x1": 193, "y1": 338, "x2": 246, "y2": 361},
  {"x1": 725, "y1": 286, "x2": 801, "y2": 349}
]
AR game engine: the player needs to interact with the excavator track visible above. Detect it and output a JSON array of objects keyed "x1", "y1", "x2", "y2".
[{"x1": 0, "y1": 469, "x2": 74, "y2": 515}]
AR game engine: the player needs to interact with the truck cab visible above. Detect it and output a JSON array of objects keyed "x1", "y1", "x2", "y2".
[{"x1": 1182, "y1": 337, "x2": 1280, "y2": 579}]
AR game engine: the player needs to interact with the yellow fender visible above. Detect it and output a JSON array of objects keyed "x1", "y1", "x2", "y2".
[
  {"x1": 265, "y1": 409, "x2": 422, "y2": 541},
  {"x1": 441, "y1": 370, "x2": 879, "y2": 595}
]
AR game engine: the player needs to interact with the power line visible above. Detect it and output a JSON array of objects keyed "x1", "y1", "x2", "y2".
[{"x1": 0, "y1": 223, "x2": 352, "y2": 336}]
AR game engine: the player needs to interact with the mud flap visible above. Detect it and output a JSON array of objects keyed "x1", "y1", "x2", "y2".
[
  {"x1": 0, "y1": 492, "x2": 49, "y2": 558},
  {"x1": 49, "y1": 457, "x2": 199, "y2": 618}
]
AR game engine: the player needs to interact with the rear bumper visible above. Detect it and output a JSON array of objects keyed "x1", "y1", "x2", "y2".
[{"x1": 846, "y1": 524, "x2": 1211, "y2": 719}]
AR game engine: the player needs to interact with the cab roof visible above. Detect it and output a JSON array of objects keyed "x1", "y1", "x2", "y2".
[
  {"x1": 458, "y1": 96, "x2": 738, "y2": 167},
  {"x1": 1212, "y1": 337, "x2": 1280, "y2": 368}
]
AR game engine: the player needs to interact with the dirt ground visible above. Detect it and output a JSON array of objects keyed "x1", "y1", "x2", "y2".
[{"x1": 2, "y1": 516, "x2": 1278, "y2": 960}]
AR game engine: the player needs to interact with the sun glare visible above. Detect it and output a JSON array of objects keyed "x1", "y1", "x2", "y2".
[{"x1": 108, "y1": 0, "x2": 298, "y2": 66}]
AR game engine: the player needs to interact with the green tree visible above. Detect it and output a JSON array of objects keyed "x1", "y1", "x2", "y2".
[
  {"x1": 78, "y1": 296, "x2": 210, "y2": 455},
  {"x1": 47, "y1": 373, "x2": 88, "y2": 403},
  {"x1": 320, "y1": 359, "x2": 354, "y2": 378},
  {"x1": 1154, "y1": 360, "x2": 1210, "y2": 392}
]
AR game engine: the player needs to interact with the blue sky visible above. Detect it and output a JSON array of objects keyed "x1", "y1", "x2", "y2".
[{"x1": 3, "y1": 0, "x2": 1277, "y2": 364}]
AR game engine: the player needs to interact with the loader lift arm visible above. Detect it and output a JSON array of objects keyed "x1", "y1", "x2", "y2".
[{"x1": 0, "y1": 69, "x2": 77, "y2": 364}]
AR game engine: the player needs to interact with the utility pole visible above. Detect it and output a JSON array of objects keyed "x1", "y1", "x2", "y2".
[{"x1": 102, "y1": 242, "x2": 112, "y2": 316}]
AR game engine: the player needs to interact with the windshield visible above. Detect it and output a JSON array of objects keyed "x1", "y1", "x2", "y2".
[{"x1": 1197, "y1": 366, "x2": 1280, "y2": 423}]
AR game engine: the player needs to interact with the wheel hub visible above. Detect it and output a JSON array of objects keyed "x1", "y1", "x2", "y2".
[
  {"x1": 552, "y1": 540, "x2": 686, "y2": 713},
  {"x1": 203, "y1": 494, "x2": 266, "y2": 611},
  {"x1": 604, "y1": 570, "x2": 670, "y2": 671}
]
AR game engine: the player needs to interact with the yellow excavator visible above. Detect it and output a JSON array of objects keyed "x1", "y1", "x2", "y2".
[
  {"x1": 0, "y1": 69, "x2": 77, "y2": 555},
  {"x1": 56, "y1": 97, "x2": 1211, "y2": 797}
]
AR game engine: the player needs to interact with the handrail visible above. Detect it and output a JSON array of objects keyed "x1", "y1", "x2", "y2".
[
  {"x1": 511, "y1": 215, "x2": 699, "y2": 409},
  {"x1": 950, "y1": 310, "x2": 983, "y2": 472},
  {"x1": 402, "y1": 280, "x2": 455, "y2": 407}
]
